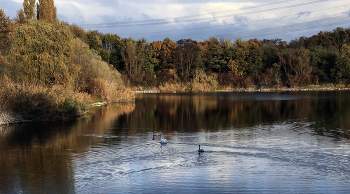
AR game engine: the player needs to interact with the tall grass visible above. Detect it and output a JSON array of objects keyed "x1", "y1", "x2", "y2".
[
  {"x1": 159, "y1": 83, "x2": 188, "y2": 92},
  {"x1": 0, "y1": 77, "x2": 93, "y2": 121},
  {"x1": 158, "y1": 70, "x2": 219, "y2": 92}
]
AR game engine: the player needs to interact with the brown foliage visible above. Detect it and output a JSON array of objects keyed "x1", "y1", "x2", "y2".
[
  {"x1": 143, "y1": 73, "x2": 157, "y2": 87},
  {"x1": 8, "y1": 20, "x2": 74, "y2": 85},
  {"x1": 176, "y1": 39, "x2": 201, "y2": 81},
  {"x1": 69, "y1": 39, "x2": 134, "y2": 102},
  {"x1": 69, "y1": 24, "x2": 87, "y2": 41},
  {"x1": 278, "y1": 47, "x2": 313, "y2": 86},
  {"x1": 37, "y1": 0, "x2": 57, "y2": 22},
  {"x1": 15, "y1": 9, "x2": 26, "y2": 24},
  {"x1": 191, "y1": 70, "x2": 218, "y2": 91},
  {"x1": 0, "y1": 77, "x2": 92, "y2": 119},
  {"x1": 121, "y1": 38, "x2": 145, "y2": 82},
  {"x1": 159, "y1": 83, "x2": 187, "y2": 92},
  {"x1": 23, "y1": 0, "x2": 36, "y2": 19},
  {"x1": 149, "y1": 39, "x2": 178, "y2": 70},
  {"x1": 160, "y1": 69, "x2": 178, "y2": 83},
  {"x1": 217, "y1": 73, "x2": 234, "y2": 86},
  {"x1": 259, "y1": 63, "x2": 282, "y2": 88},
  {"x1": 0, "y1": 9, "x2": 14, "y2": 51}
]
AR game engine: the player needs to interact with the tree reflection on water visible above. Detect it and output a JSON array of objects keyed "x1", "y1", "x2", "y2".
[
  {"x1": 124, "y1": 92, "x2": 350, "y2": 139},
  {"x1": 0, "y1": 103, "x2": 135, "y2": 193}
]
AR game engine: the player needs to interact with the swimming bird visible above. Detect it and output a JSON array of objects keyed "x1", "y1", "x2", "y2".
[
  {"x1": 198, "y1": 145, "x2": 204, "y2": 152},
  {"x1": 160, "y1": 138, "x2": 167, "y2": 144},
  {"x1": 153, "y1": 130, "x2": 161, "y2": 140}
]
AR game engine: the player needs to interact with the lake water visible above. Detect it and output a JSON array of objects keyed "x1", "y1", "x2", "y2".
[{"x1": 1, "y1": 92, "x2": 350, "y2": 193}]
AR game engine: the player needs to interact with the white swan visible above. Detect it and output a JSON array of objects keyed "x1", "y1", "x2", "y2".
[
  {"x1": 160, "y1": 138, "x2": 167, "y2": 144},
  {"x1": 198, "y1": 145, "x2": 204, "y2": 152}
]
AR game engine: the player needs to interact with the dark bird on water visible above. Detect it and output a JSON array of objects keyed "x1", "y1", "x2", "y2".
[{"x1": 198, "y1": 145, "x2": 204, "y2": 153}]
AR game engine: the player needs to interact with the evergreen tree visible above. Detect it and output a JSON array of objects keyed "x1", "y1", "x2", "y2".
[{"x1": 23, "y1": 0, "x2": 36, "y2": 19}]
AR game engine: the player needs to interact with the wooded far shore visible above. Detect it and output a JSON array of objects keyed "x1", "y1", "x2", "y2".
[{"x1": 2, "y1": 0, "x2": 350, "y2": 125}]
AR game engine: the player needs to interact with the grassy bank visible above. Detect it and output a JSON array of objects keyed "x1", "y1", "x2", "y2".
[
  {"x1": 0, "y1": 77, "x2": 134, "y2": 123},
  {"x1": 0, "y1": 76, "x2": 91, "y2": 121}
]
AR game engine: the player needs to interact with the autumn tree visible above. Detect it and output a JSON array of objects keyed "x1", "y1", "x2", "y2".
[
  {"x1": 0, "y1": 9, "x2": 13, "y2": 51},
  {"x1": 261, "y1": 41, "x2": 280, "y2": 70},
  {"x1": 333, "y1": 44, "x2": 350, "y2": 79},
  {"x1": 278, "y1": 47, "x2": 312, "y2": 86},
  {"x1": 23, "y1": 0, "x2": 36, "y2": 19},
  {"x1": 102, "y1": 33, "x2": 123, "y2": 68},
  {"x1": 16, "y1": 9, "x2": 26, "y2": 24},
  {"x1": 121, "y1": 38, "x2": 145, "y2": 82},
  {"x1": 228, "y1": 39, "x2": 248, "y2": 76},
  {"x1": 149, "y1": 38, "x2": 177, "y2": 71},
  {"x1": 69, "y1": 23, "x2": 87, "y2": 41},
  {"x1": 200, "y1": 38, "x2": 223, "y2": 72},
  {"x1": 149, "y1": 40, "x2": 162, "y2": 69},
  {"x1": 161, "y1": 38, "x2": 177, "y2": 70},
  {"x1": 37, "y1": 0, "x2": 57, "y2": 22},
  {"x1": 0, "y1": 51, "x2": 12, "y2": 78},
  {"x1": 86, "y1": 30, "x2": 103, "y2": 52},
  {"x1": 8, "y1": 20, "x2": 75, "y2": 85},
  {"x1": 176, "y1": 39, "x2": 201, "y2": 81},
  {"x1": 246, "y1": 39, "x2": 264, "y2": 75}
]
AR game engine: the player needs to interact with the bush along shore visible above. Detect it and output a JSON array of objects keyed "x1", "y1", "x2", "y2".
[
  {"x1": 0, "y1": 14, "x2": 135, "y2": 125},
  {"x1": 0, "y1": 77, "x2": 135, "y2": 125}
]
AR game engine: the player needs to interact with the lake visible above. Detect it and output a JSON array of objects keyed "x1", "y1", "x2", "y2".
[{"x1": 1, "y1": 91, "x2": 350, "y2": 193}]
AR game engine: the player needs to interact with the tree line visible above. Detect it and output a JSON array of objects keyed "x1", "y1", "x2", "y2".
[
  {"x1": 68, "y1": 24, "x2": 350, "y2": 89},
  {"x1": 2, "y1": 0, "x2": 350, "y2": 91}
]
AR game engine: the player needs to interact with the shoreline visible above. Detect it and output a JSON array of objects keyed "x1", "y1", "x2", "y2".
[
  {"x1": 0, "y1": 112, "x2": 25, "y2": 126},
  {"x1": 2, "y1": 87, "x2": 350, "y2": 126},
  {"x1": 217, "y1": 87, "x2": 350, "y2": 92},
  {"x1": 133, "y1": 86, "x2": 350, "y2": 93},
  {"x1": 0, "y1": 102, "x2": 109, "y2": 127}
]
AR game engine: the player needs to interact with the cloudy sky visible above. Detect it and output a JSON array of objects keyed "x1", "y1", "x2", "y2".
[{"x1": 2, "y1": 0, "x2": 350, "y2": 42}]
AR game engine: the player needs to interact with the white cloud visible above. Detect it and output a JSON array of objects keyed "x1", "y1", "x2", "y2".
[{"x1": 2, "y1": 0, "x2": 350, "y2": 42}]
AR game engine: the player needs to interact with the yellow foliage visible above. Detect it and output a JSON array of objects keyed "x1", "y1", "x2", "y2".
[
  {"x1": 227, "y1": 59, "x2": 243, "y2": 76},
  {"x1": 159, "y1": 83, "x2": 187, "y2": 92},
  {"x1": 191, "y1": 70, "x2": 218, "y2": 90},
  {"x1": 69, "y1": 38, "x2": 133, "y2": 102},
  {"x1": 0, "y1": 76, "x2": 92, "y2": 118},
  {"x1": 8, "y1": 19, "x2": 73, "y2": 85}
]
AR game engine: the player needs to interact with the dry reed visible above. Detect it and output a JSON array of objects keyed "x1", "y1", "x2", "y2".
[{"x1": 0, "y1": 77, "x2": 93, "y2": 120}]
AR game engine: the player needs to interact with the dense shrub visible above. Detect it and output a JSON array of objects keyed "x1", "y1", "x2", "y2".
[
  {"x1": 8, "y1": 19, "x2": 75, "y2": 85},
  {"x1": 69, "y1": 38, "x2": 133, "y2": 102},
  {"x1": 259, "y1": 63, "x2": 282, "y2": 88},
  {"x1": 0, "y1": 77, "x2": 92, "y2": 120},
  {"x1": 190, "y1": 70, "x2": 218, "y2": 91}
]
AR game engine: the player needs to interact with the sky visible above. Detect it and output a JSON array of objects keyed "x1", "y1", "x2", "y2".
[{"x1": 1, "y1": 0, "x2": 350, "y2": 42}]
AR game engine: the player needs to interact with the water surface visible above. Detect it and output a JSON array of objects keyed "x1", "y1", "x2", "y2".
[{"x1": 1, "y1": 92, "x2": 350, "y2": 193}]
